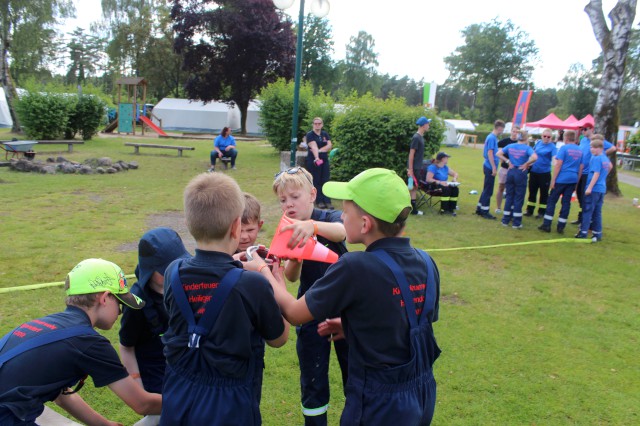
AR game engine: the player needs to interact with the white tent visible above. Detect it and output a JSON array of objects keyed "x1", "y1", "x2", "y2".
[
  {"x1": 151, "y1": 98, "x2": 238, "y2": 133},
  {"x1": 0, "y1": 87, "x2": 13, "y2": 128},
  {"x1": 442, "y1": 119, "x2": 476, "y2": 146},
  {"x1": 245, "y1": 100, "x2": 263, "y2": 135}
]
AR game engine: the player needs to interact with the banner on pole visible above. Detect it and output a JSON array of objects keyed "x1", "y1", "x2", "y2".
[
  {"x1": 512, "y1": 90, "x2": 533, "y2": 128},
  {"x1": 423, "y1": 82, "x2": 437, "y2": 108}
]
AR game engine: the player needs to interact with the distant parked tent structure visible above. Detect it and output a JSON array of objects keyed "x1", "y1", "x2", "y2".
[
  {"x1": 0, "y1": 87, "x2": 13, "y2": 128},
  {"x1": 151, "y1": 98, "x2": 263, "y2": 135}
]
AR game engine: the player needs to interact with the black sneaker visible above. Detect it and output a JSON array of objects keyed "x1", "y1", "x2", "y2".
[
  {"x1": 523, "y1": 212, "x2": 533, "y2": 217},
  {"x1": 570, "y1": 219, "x2": 581, "y2": 225},
  {"x1": 538, "y1": 224, "x2": 551, "y2": 233},
  {"x1": 557, "y1": 227, "x2": 564, "y2": 234},
  {"x1": 575, "y1": 232, "x2": 588, "y2": 239},
  {"x1": 482, "y1": 213, "x2": 497, "y2": 220}
]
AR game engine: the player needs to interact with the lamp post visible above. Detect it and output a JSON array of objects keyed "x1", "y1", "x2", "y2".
[{"x1": 273, "y1": 0, "x2": 330, "y2": 167}]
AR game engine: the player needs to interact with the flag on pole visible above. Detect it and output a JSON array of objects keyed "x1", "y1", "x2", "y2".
[
  {"x1": 423, "y1": 82, "x2": 437, "y2": 108},
  {"x1": 512, "y1": 90, "x2": 533, "y2": 128}
]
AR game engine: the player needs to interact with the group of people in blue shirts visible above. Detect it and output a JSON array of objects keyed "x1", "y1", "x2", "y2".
[{"x1": 477, "y1": 119, "x2": 613, "y2": 240}]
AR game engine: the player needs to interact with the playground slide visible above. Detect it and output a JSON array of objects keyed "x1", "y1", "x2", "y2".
[
  {"x1": 103, "y1": 119, "x2": 118, "y2": 133},
  {"x1": 139, "y1": 116, "x2": 168, "y2": 136}
]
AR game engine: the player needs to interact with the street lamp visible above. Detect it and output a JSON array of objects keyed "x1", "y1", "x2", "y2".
[{"x1": 273, "y1": 0, "x2": 330, "y2": 167}]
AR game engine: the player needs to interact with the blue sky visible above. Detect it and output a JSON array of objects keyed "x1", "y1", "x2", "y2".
[{"x1": 66, "y1": 0, "x2": 635, "y2": 89}]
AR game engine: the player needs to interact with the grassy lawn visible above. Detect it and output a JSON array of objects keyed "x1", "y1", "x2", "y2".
[{"x1": 1, "y1": 134, "x2": 639, "y2": 425}]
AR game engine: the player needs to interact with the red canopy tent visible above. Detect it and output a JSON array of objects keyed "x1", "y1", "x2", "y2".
[
  {"x1": 573, "y1": 114, "x2": 595, "y2": 129},
  {"x1": 562, "y1": 115, "x2": 578, "y2": 128},
  {"x1": 525, "y1": 113, "x2": 567, "y2": 129}
]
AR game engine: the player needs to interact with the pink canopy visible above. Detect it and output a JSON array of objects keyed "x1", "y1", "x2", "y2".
[
  {"x1": 526, "y1": 113, "x2": 594, "y2": 130},
  {"x1": 562, "y1": 115, "x2": 578, "y2": 127},
  {"x1": 526, "y1": 113, "x2": 566, "y2": 129},
  {"x1": 573, "y1": 114, "x2": 595, "y2": 129}
]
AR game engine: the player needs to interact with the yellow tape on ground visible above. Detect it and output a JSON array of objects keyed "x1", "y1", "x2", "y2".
[
  {"x1": 0, "y1": 274, "x2": 137, "y2": 294},
  {"x1": 426, "y1": 237, "x2": 593, "y2": 252},
  {"x1": 0, "y1": 238, "x2": 592, "y2": 293}
]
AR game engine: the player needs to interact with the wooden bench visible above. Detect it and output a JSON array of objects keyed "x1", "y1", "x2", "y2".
[
  {"x1": 37, "y1": 140, "x2": 85, "y2": 153},
  {"x1": 125, "y1": 143, "x2": 195, "y2": 157}
]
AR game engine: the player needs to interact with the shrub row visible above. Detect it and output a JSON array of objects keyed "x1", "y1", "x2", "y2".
[{"x1": 16, "y1": 92, "x2": 106, "y2": 140}]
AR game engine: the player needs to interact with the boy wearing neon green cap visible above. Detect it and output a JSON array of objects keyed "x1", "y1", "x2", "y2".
[
  {"x1": 245, "y1": 168, "x2": 442, "y2": 425},
  {"x1": 0, "y1": 258, "x2": 162, "y2": 425}
]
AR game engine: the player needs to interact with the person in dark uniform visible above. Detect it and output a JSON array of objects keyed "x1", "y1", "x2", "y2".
[
  {"x1": 272, "y1": 166, "x2": 348, "y2": 426},
  {"x1": 496, "y1": 125, "x2": 519, "y2": 214},
  {"x1": 305, "y1": 117, "x2": 333, "y2": 209},
  {"x1": 251, "y1": 168, "x2": 441, "y2": 425},
  {"x1": 525, "y1": 128, "x2": 557, "y2": 218},
  {"x1": 160, "y1": 172, "x2": 288, "y2": 426},
  {"x1": 119, "y1": 227, "x2": 191, "y2": 426},
  {"x1": 0, "y1": 258, "x2": 161, "y2": 426},
  {"x1": 497, "y1": 131, "x2": 538, "y2": 229},
  {"x1": 408, "y1": 116, "x2": 431, "y2": 215}
]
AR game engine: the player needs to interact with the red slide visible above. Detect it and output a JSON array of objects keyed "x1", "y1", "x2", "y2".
[{"x1": 140, "y1": 116, "x2": 168, "y2": 136}]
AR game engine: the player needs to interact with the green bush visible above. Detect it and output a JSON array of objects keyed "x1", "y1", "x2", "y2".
[
  {"x1": 258, "y1": 79, "x2": 335, "y2": 151},
  {"x1": 16, "y1": 92, "x2": 75, "y2": 140},
  {"x1": 68, "y1": 95, "x2": 107, "y2": 140},
  {"x1": 330, "y1": 94, "x2": 445, "y2": 181}
]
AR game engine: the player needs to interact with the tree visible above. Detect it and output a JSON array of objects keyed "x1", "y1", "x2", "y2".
[
  {"x1": 555, "y1": 63, "x2": 598, "y2": 118},
  {"x1": 65, "y1": 28, "x2": 105, "y2": 86},
  {"x1": 100, "y1": 0, "x2": 160, "y2": 76},
  {"x1": 526, "y1": 88, "x2": 558, "y2": 121},
  {"x1": 0, "y1": 0, "x2": 74, "y2": 133},
  {"x1": 172, "y1": 0, "x2": 295, "y2": 134},
  {"x1": 444, "y1": 19, "x2": 538, "y2": 123},
  {"x1": 300, "y1": 14, "x2": 335, "y2": 93},
  {"x1": 342, "y1": 31, "x2": 379, "y2": 95},
  {"x1": 585, "y1": 0, "x2": 637, "y2": 196}
]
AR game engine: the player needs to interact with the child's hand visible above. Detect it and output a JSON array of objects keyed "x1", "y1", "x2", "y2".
[
  {"x1": 241, "y1": 256, "x2": 268, "y2": 273},
  {"x1": 585, "y1": 188, "x2": 592, "y2": 196},
  {"x1": 317, "y1": 317, "x2": 344, "y2": 341},
  {"x1": 280, "y1": 219, "x2": 315, "y2": 249},
  {"x1": 270, "y1": 258, "x2": 287, "y2": 287}
]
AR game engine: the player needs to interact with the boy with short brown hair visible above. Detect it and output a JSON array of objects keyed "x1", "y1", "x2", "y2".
[
  {"x1": 0, "y1": 258, "x2": 161, "y2": 425},
  {"x1": 238, "y1": 192, "x2": 264, "y2": 252},
  {"x1": 161, "y1": 172, "x2": 288, "y2": 426}
]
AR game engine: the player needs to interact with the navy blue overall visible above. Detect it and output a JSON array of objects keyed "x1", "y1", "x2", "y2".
[
  {"x1": 340, "y1": 250, "x2": 440, "y2": 426},
  {"x1": 502, "y1": 168, "x2": 528, "y2": 227},
  {"x1": 0, "y1": 326, "x2": 96, "y2": 425},
  {"x1": 543, "y1": 183, "x2": 575, "y2": 231},
  {"x1": 160, "y1": 263, "x2": 264, "y2": 426}
]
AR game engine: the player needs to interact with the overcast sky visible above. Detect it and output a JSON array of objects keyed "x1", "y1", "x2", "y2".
[{"x1": 65, "y1": 0, "x2": 637, "y2": 89}]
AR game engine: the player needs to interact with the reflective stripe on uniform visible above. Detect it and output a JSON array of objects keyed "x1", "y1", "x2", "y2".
[{"x1": 301, "y1": 403, "x2": 329, "y2": 416}]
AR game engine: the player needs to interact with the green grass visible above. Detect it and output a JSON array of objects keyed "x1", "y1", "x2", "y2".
[{"x1": 1, "y1": 135, "x2": 639, "y2": 425}]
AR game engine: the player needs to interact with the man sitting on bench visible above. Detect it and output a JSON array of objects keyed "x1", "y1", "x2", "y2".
[{"x1": 209, "y1": 127, "x2": 238, "y2": 172}]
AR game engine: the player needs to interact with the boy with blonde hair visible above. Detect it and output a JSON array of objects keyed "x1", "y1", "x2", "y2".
[
  {"x1": 248, "y1": 168, "x2": 441, "y2": 425},
  {"x1": 160, "y1": 173, "x2": 288, "y2": 425},
  {"x1": 0, "y1": 259, "x2": 161, "y2": 425},
  {"x1": 575, "y1": 135, "x2": 612, "y2": 242},
  {"x1": 272, "y1": 166, "x2": 348, "y2": 426}
]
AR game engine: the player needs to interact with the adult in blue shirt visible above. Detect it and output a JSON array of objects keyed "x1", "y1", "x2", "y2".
[
  {"x1": 526, "y1": 128, "x2": 557, "y2": 218},
  {"x1": 476, "y1": 120, "x2": 505, "y2": 219},
  {"x1": 426, "y1": 152, "x2": 459, "y2": 216},
  {"x1": 497, "y1": 130, "x2": 538, "y2": 228},
  {"x1": 572, "y1": 125, "x2": 615, "y2": 225},
  {"x1": 539, "y1": 130, "x2": 583, "y2": 234},
  {"x1": 209, "y1": 127, "x2": 238, "y2": 172}
]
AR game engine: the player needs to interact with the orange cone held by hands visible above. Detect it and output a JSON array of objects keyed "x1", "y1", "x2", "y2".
[{"x1": 268, "y1": 215, "x2": 339, "y2": 263}]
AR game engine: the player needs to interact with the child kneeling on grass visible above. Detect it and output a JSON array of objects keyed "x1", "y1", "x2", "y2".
[
  {"x1": 247, "y1": 168, "x2": 442, "y2": 426},
  {"x1": 160, "y1": 172, "x2": 289, "y2": 426},
  {"x1": 0, "y1": 258, "x2": 162, "y2": 426}
]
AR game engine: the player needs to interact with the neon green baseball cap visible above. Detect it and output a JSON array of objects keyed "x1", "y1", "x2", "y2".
[
  {"x1": 323, "y1": 168, "x2": 411, "y2": 223},
  {"x1": 66, "y1": 259, "x2": 145, "y2": 309}
]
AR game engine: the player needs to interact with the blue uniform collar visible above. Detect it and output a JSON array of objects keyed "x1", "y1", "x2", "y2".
[
  {"x1": 63, "y1": 305, "x2": 93, "y2": 325},
  {"x1": 193, "y1": 249, "x2": 241, "y2": 267},
  {"x1": 365, "y1": 237, "x2": 412, "y2": 252}
]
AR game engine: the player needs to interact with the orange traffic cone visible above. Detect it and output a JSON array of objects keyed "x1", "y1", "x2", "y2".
[
  {"x1": 571, "y1": 191, "x2": 577, "y2": 202},
  {"x1": 268, "y1": 215, "x2": 339, "y2": 263}
]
